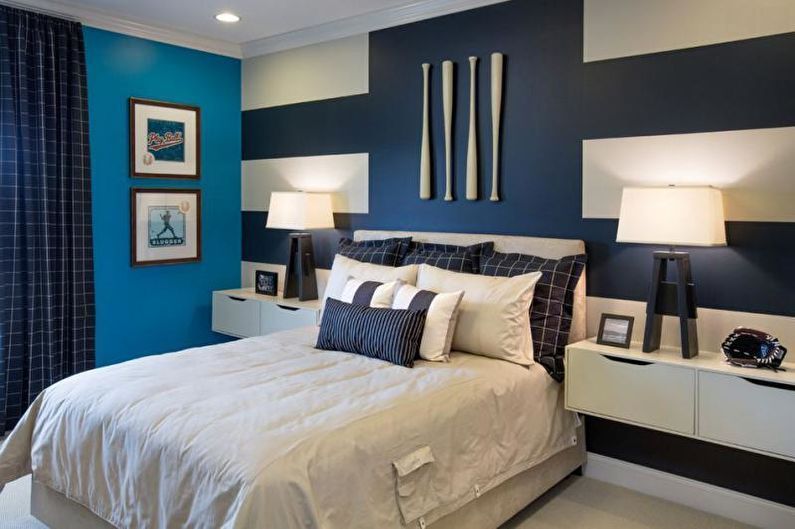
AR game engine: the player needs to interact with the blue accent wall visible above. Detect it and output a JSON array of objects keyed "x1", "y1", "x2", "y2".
[
  {"x1": 241, "y1": 0, "x2": 795, "y2": 317},
  {"x1": 84, "y1": 28, "x2": 240, "y2": 366},
  {"x1": 240, "y1": 0, "x2": 795, "y2": 504}
]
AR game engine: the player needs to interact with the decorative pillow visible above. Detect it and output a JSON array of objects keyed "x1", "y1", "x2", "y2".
[
  {"x1": 316, "y1": 298, "x2": 427, "y2": 368},
  {"x1": 479, "y1": 252, "x2": 587, "y2": 382},
  {"x1": 400, "y1": 241, "x2": 494, "y2": 274},
  {"x1": 337, "y1": 237, "x2": 412, "y2": 266},
  {"x1": 339, "y1": 278, "x2": 401, "y2": 308},
  {"x1": 323, "y1": 255, "x2": 419, "y2": 314},
  {"x1": 416, "y1": 264, "x2": 542, "y2": 366},
  {"x1": 392, "y1": 284, "x2": 464, "y2": 362}
]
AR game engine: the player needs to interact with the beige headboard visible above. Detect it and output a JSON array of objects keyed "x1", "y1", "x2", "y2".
[{"x1": 354, "y1": 230, "x2": 587, "y2": 344}]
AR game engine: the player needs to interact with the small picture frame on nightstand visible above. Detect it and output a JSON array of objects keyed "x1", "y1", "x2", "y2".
[
  {"x1": 255, "y1": 270, "x2": 278, "y2": 296},
  {"x1": 597, "y1": 313, "x2": 634, "y2": 348}
]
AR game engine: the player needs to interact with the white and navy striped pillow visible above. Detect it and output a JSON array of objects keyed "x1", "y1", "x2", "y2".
[
  {"x1": 339, "y1": 278, "x2": 400, "y2": 308},
  {"x1": 392, "y1": 284, "x2": 463, "y2": 362},
  {"x1": 316, "y1": 298, "x2": 427, "y2": 367}
]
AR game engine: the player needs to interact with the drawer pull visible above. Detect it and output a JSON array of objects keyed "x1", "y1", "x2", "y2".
[
  {"x1": 742, "y1": 377, "x2": 795, "y2": 392},
  {"x1": 600, "y1": 354, "x2": 653, "y2": 367},
  {"x1": 228, "y1": 296, "x2": 246, "y2": 302},
  {"x1": 277, "y1": 304, "x2": 300, "y2": 312}
]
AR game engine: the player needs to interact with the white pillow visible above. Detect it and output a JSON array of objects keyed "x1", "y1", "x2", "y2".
[
  {"x1": 416, "y1": 264, "x2": 542, "y2": 365},
  {"x1": 392, "y1": 284, "x2": 463, "y2": 362},
  {"x1": 324, "y1": 255, "x2": 419, "y2": 312},
  {"x1": 339, "y1": 278, "x2": 401, "y2": 308}
]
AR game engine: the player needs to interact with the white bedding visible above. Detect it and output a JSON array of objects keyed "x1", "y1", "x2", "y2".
[{"x1": 0, "y1": 327, "x2": 578, "y2": 529}]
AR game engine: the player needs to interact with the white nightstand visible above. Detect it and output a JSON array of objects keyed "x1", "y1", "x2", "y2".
[
  {"x1": 565, "y1": 339, "x2": 795, "y2": 462},
  {"x1": 212, "y1": 288, "x2": 321, "y2": 338}
]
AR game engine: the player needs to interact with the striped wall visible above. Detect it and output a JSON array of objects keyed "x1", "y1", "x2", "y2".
[{"x1": 240, "y1": 0, "x2": 795, "y2": 505}]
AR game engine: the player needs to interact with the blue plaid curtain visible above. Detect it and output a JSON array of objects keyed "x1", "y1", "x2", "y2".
[{"x1": 0, "y1": 6, "x2": 94, "y2": 432}]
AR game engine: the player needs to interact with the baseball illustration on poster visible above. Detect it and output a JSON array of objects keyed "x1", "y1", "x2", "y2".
[
  {"x1": 129, "y1": 97, "x2": 201, "y2": 179},
  {"x1": 131, "y1": 188, "x2": 202, "y2": 266}
]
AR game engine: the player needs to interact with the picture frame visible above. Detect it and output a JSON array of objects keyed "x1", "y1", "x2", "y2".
[
  {"x1": 255, "y1": 270, "x2": 279, "y2": 296},
  {"x1": 131, "y1": 188, "x2": 201, "y2": 266},
  {"x1": 597, "y1": 313, "x2": 635, "y2": 348},
  {"x1": 129, "y1": 98, "x2": 200, "y2": 179}
]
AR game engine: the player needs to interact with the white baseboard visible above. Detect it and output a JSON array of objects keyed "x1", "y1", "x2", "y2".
[{"x1": 584, "y1": 452, "x2": 795, "y2": 529}]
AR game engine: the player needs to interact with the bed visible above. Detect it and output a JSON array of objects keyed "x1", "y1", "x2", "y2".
[{"x1": 1, "y1": 230, "x2": 587, "y2": 529}]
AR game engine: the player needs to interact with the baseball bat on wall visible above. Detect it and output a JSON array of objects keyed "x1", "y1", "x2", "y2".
[
  {"x1": 490, "y1": 52, "x2": 504, "y2": 202},
  {"x1": 466, "y1": 56, "x2": 478, "y2": 200},
  {"x1": 420, "y1": 63, "x2": 432, "y2": 200},
  {"x1": 442, "y1": 60, "x2": 454, "y2": 201}
]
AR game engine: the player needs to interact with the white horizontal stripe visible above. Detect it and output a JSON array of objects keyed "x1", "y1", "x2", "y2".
[
  {"x1": 584, "y1": 0, "x2": 795, "y2": 62},
  {"x1": 242, "y1": 35, "x2": 368, "y2": 110},
  {"x1": 582, "y1": 127, "x2": 795, "y2": 222},
  {"x1": 242, "y1": 154, "x2": 369, "y2": 214}
]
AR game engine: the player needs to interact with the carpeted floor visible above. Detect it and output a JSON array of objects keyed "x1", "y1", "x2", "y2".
[{"x1": 0, "y1": 474, "x2": 753, "y2": 529}]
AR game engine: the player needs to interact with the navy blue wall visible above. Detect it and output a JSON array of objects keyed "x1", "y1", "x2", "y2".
[
  {"x1": 241, "y1": 0, "x2": 795, "y2": 504},
  {"x1": 85, "y1": 28, "x2": 240, "y2": 366},
  {"x1": 243, "y1": 0, "x2": 795, "y2": 318}
]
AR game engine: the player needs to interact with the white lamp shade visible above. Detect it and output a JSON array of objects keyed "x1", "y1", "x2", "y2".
[
  {"x1": 616, "y1": 187, "x2": 727, "y2": 247},
  {"x1": 265, "y1": 192, "x2": 335, "y2": 230}
]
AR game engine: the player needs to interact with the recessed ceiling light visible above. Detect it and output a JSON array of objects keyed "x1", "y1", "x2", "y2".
[{"x1": 215, "y1": 12, "x2": 240, "y2": 23}]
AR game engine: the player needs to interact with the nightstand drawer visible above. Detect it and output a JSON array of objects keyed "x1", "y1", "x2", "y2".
[
  {"x1": 212, "y1": 292, "x2": 261, "y2": 338},
  {"x1": 260, "y1": 301, "x2": 318, "y2": 334},
  {"x1": 567, "y1": 349, "x2": 695, "y2": 435},
  {"x1": 698, "y1": 371, "x2": 795, "y2": 460}
]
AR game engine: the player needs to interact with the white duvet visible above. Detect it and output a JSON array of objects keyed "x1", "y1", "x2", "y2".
[{"x1": 0, "y1": 327, "x2": 578, "y2": 529}]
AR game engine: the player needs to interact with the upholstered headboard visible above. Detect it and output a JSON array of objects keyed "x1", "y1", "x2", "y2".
[{"x1": 353, "y1": 230, "x2": 587, "y2": 344}]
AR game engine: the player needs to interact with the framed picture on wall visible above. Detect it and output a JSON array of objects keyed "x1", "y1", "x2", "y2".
[
  {"x1": 129, "y1": 98, "x2": 201, "y2": 179},
  {"x1": 131, "y1": 188, "x2": 201, "y2": 266}
]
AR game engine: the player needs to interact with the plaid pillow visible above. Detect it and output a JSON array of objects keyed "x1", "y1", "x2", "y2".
[
  {"x1": 479, "y1": 252, "x2": 587, "y2": 382},
  {"x1": 400, "y1": 241, "x2": 494, "y2": 273},
  {"x1": 337, "y1": 237, "x2": 412, "y2": 266}
]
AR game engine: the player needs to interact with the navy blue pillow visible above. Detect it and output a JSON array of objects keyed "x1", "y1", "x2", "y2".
[
  {"x1": 316, "y1": 298, "x2": 427, "y2": 368},
  {"x1": 400, "y1": 241, "x2": 494, "y2": 273},
  {"x1": 337, "y1": 237, "x2": 412, "y2": 266},
  {"x1": 479, "y1": 252, "x2": 587, "y2": 382}
]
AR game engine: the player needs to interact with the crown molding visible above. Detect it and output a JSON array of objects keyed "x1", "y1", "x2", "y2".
[
  {"x1": 241, "y1": 0, "x2": 509, "y2": 58},
  {"x1": 4, "y1": 0, "x2": 510, "y2": 60},
  {"x1": 3, "y1": 0, "x2": 242, "y2": 58}
]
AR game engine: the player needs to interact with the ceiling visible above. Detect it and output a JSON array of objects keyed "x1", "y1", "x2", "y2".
[
  {"x1": 11, "y1": 0, "x2": 507, "y2": 57},
  {"x1": 55, "y1": 0, "x2": 416, "y2": 44}
]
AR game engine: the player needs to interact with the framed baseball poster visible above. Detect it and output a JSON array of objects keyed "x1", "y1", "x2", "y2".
[
  {"x1": 129, "y1": 98, "x2": 200, "y2": 179},
  {"x1": 131, "y1": 188, "x2": 201, "y2": 266}
]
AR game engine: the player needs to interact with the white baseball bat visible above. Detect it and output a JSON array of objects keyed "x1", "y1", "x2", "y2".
[
  {"x1": 442, "y1": 60, "x2": 454, "y2": 201},
  {"x1": 420, "y1": 63, "x2": 431, "y2": 200},
  {"x1": 466, "y1": 56, "x2": 478, "y2": 200},
  {"x1": 490, "y1": 52, "x2": 503, "y2": 202}
]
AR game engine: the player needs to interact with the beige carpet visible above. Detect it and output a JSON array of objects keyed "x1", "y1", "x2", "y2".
[{"x1": 0, "y1": 474, "x2": 753, "y2": 529}]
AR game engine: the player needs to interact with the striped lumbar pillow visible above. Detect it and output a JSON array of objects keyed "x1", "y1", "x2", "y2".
[
  {"x1": 392, "y1": 283, "x2": 463, "y2": 362},
  {"x1": 339, "y1": 278, "x2": 401, "y2": 308},
  {"x1": 316, "y1": 298, "x2": 427, "y2": 367}
]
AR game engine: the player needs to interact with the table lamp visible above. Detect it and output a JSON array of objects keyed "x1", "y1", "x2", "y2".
[
  {"x1": 266, "y1": 191, "x2": 334, "y2": 301},
  {"x1": 616, "y1": 186, "x2": 726, "y2": 358}
]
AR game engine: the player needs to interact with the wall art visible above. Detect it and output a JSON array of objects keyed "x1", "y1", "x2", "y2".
[
  {"x1": 490, "y1": 52, "x2": 504, "y2": 201},
  {"x1": 419, "y1": 63, "x2": 432, "y2": 199},
  {"x1": 130, "y1": 98, "x2": 200, "y2": 179},
  {"x1": 131, "y1": 188, "x2": 201, "y2": 266},
  {"x1": 466, "y1": 56, "x2": 479, "y2": 200},
  {"x1": 442, "y1": 59, "x2": 455, "y2": 201}
]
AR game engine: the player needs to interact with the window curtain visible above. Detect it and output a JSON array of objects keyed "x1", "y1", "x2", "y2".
[{"x1": 0, "y1": 6, "x2": 94, "y2": 432}]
